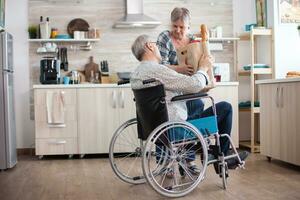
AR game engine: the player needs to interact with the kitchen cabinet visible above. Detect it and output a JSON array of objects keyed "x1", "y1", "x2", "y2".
[
  {"x1": 258, "y1": 80, "x2": 300, "y2": 166},
  {"x1": 77, "y1": 87, "x2": 136, "y2": 154},
  {"x1": 206, "y1": 83, "x2": 239, "y2": 147},
  {"x1": 34, "y1": 88, "x2": 78, "y2": 156},
  {"x1": 34, "y1": 83, "x2": 239, "y2": 156}
]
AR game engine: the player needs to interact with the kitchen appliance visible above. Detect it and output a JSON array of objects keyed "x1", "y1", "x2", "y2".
[
  {"x1": 0, "y1": 32, "x2": 17, "y2": 170},
  {"x1": 113, "y1": 0, "x2": 161, "y2": 28},
  {"x1": 117, "y1": 72, "x2": 131, "y2": 80},
  {"x1": 40, "y1": 57, "x2": 59, "y2": 84}
]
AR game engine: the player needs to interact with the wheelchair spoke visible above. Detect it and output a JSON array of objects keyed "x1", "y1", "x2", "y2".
[
  {"x1": 125, "y1": 156, "x2": 139, "y2": 177},
  {"x1": 114, "y1": 152, "x2": 137, "y2": 162},
  {"x1": 119, "y1": 132, "x2": 139, "y2": 148}
]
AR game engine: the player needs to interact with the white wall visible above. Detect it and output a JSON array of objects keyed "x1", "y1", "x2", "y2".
[
  {"x1": 271, "y1": 1, "x2": 300, "y2": 78},
  {"x1": 233, "y1": 0, "x2": 257, "y2": 141},
  {"x1": 6, "y1": 0, "x2": 34, "y2": 148}
]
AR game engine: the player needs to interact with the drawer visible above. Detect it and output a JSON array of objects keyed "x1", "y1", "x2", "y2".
[
  {"x1": 34, "y1": 89, "x2": 77, "y2": 106},
  {"x1": 34, "y1": 105, "x2": 77, "y2": 122},
  {"x1": 35, "y1": 138, "x2": 78, "y2": 155},
  {"x1": 35, "y1": 121, "x2": 77, "y2": 138}
]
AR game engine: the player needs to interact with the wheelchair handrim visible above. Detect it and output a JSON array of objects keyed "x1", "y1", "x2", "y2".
[{"x1": 142, "y1": 121, "x2": 208, "y2": 198}]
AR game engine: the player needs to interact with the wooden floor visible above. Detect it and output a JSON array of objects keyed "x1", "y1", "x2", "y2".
[{"x1": 0, "y1": 153, "x2": 299, "y2": 200}]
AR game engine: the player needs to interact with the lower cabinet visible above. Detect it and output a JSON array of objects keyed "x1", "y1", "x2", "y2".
[
  {"x1": 77, "y1": 87, "x2": 135, "y2": 154},
  {"x1": 259, "y1": 82, "x2": 300, "y2": 166},
  {"x1": 34, "y1": 84, "x2": 239, "y2": 155},
  {"x1": 34, "y1": 88, "x2": 78, "y2": 155}
]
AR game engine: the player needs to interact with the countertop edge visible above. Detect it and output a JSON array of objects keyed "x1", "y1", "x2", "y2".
[
  {"x1": 33, "y1": 82, "x2": 239, "y2": 89},
  {"x1": 256, "y1": 78, "x2": 300, "y2": 84}
]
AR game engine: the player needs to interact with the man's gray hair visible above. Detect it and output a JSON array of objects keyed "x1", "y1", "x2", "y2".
[
  {"x1": 171, "y1": 7, "x2": 191, "y2": 26},
  {"x1": 131, "y1": 34, "x2": 150, "y2": 61}
]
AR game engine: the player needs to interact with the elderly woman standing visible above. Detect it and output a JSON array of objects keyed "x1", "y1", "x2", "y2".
[
  {"x1": 156, "y1": 8, "x2": 249, "y2": 164},
  {"x1": 156, "y1": 7, "x2": 204, "y2": 120}
]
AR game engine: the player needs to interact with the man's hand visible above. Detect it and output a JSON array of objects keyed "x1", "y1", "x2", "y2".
[
  {"x1": 175, "y1": 64, "x2": 194, "y2": 76},
  {"x1": 198, "y1": 55, "x2": 215, "y2": 72}
]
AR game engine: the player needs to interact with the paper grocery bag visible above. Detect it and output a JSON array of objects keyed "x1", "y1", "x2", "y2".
[{"x1": 176, "y1": 41, "x2": 203, "y2": 72}]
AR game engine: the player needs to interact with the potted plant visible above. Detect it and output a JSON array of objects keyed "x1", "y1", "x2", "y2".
[{"x1": 28, "y1": 25, "x2": 38, "y2": 39}]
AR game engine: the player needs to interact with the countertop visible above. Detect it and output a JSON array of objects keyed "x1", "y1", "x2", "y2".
[
  {"x1": 33, "y1": 81, "x2": 239, "y2": 89},
  {"x1": 256, "y1": 77, "x2": 300, "y2": 84}
]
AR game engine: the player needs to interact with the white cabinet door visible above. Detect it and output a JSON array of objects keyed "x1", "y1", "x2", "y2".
[
  {"x1": 207, "y1": 85, "x2": 239, "y2": 147},
  {"x1": 280, "y1": 83, "x2": 299, "y2": 165},
  {"x1": 259, "y1": 84, "x2": 281, "y2": 159},
  {"x1": 77, "y1": 88, "x2": 119, "y2": 154},
  {"x1": 117, "y1": 87, "x2": 136, "y2": 122}
]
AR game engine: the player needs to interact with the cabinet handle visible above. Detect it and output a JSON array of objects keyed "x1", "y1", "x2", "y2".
[
  {"x1": 280, "y1": 87, "x2": 284, "y2": 108},
  {"x1": 48, "y1": 124, "x2": 66, "y2": 128},
  {"x1": 276, "y1": 87, "x2": 279, "y2": 107},
  {"x1": 119, "y1": 90, "x2": 125, "y2": 108},
  {"x1": 48, "y1": 140, "x2": 66, "y2": 145},
  {"x1": 60, "y1": 91, "x2": 66, "y2": 107},
  {"x1": 112, "y1": 90, "x2": 117, "y2": 108}
]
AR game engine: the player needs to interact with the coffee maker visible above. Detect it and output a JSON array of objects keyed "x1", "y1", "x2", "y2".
[{"x1": 40, "y1": 57, "x2": 60, "y2": 84}]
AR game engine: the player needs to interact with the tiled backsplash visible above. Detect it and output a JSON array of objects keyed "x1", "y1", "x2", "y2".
[{"x1": 29, "y1": 0, "x2": 234, "y2": 118}]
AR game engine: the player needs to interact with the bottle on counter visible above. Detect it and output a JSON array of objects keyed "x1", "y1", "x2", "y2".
[
  {"x1": 37, "y1": 16, "x2": 43, "y2": 39},
  {"x1": 40, "y1": 17, "x2": 50, "y2": 39}
]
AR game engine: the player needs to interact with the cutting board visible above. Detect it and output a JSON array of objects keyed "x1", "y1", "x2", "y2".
[{"x1": 84, "y1": 56, "x2": 99, "y2": 82}]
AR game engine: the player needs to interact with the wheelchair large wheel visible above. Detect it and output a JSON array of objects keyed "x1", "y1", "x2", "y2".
[
  {"x1": 109, "y1": 118, "x2": 146, "y2": 184},
  {"x1": 142, "y1": 121, "x2": 208, "y2": 198}
]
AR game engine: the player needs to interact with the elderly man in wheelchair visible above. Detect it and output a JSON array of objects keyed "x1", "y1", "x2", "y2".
[{"x1": 109, "y1": 34, "x2": 248, "y2": 198}]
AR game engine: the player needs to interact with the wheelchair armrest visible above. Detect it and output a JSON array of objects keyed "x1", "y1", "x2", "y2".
[
  {"x1": 117, "y1": 80, "x2": 130, "y2": 85},
  {"x1": 171, "y1": 92, "x2": 208, "y2": 102}
]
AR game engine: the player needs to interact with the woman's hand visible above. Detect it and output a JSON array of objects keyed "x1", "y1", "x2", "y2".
[
  {"x1": 198, "y1": 55, "x2": 215, "y2": 72},
  {"x1": 175, "y1": 64, "x2": 194, "y2": 76}
]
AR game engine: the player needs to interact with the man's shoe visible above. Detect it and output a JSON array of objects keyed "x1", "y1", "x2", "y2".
[
  {"x1": 165, "y1": 168, "x2": 174, "y2": 178},
  {"x1": 187, "y1": 161, "x2": 201, "y2": 175},
  {"x1": 227, "y1": 151, "x2": 249, "y2": 169}
]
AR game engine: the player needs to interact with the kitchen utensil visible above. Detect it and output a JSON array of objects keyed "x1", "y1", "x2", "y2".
[
  {"x1": 63, "y1": 76, "x2": 70, "y2": 84},
  {"x1": 67, "y1": 18, "x2": 90, "y2": 37},
  {"x1": 59, "y1": 47, "x2": 68, "y2": 71},
  {"x1": 100, "y1": 60, "x2": 109, "y2": 76},
  {"x1": 117, "y1": 72, "x2": 131, "y2": 80},
  {"x1": 55, "y1": 34, "x2": 71, "y2": 39},
  {"x1": 84, "y1": 56, "x2": 100, "y2": 82},
  {"x1": 64, "y1": 48, "x2": 69, "y2": 71},
  {"x1": 71, "y1": 71, "x2": 80, "y2": 84}
]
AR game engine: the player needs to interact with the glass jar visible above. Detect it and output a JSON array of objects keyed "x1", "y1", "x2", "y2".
[{"x1": 50, "y1": 28, "x2": 58, "y2": 39}]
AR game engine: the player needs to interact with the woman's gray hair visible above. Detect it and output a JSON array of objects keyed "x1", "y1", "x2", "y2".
[
  {"x1": 171, "y1": 7, "x2": 191, "y2": 26},
  {"x1": 131, "y1": 34, "x2": 150, "y2": 61}
]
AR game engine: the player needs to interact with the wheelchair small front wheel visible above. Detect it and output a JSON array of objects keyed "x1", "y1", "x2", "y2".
[
  {"x1": 221, "y1": 163, "x2": 228, "y2": 189},
  {"x1": 143, "y1": 121, "x2": 208, "y2": 198},
  {"x1": 109, "y1": 118, "x2": 146, "y2": 184}
]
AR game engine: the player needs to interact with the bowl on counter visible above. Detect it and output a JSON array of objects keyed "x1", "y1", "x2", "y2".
[{"x1": 117, "y1": 72, "x2": 131, "y2": 80}]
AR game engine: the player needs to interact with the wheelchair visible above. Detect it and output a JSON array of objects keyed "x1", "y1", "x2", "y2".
[{"x1": 109, "y1": 79, "x2": 245, "y2": 198}]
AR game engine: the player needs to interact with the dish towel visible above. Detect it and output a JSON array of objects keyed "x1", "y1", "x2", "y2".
[{"x1": 46, "y1": 91, "x2": 66, "y2": 127}]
